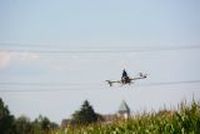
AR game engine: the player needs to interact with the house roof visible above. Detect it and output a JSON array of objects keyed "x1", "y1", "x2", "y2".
[{"x1": 118, "y1": 100, "x2": 130, "y2": 113}]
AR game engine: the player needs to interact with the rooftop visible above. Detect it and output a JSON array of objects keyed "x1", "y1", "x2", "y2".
[{"x1": 118, "y1": 100, "x2": 130, "y2": 113}]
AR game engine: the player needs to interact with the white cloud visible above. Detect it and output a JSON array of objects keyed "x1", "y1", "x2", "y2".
[
  {"x1": 0, "y1": 51, "x2": 11, "y2": 69},
  {"x1": 0, "y1": 51, "x2": 40, "y2": 70},
  {"x1": 16, "y1": 52, "x2": 40, "y2": 61}
]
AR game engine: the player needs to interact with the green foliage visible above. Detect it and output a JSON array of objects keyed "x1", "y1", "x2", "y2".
[
  {"x1": 0, "y1": 98, "x2": 14, "y2": 134},
  {"x1": 0, "y1": 98, "x2": 58, "y2": 134},
  {"x1": 58, "y1": 100, "x2": 200, "y2": 134},
  {"x1": 13, "y1": 116, "x2": 32, "y2": 134},
  {"x1": 1, "y1": 97, "x2": 200, "y2": 134},
  {"x1": 33, "y1": 115, "x2": 58, "y2": 133},
  {"x1": 71, "y1": 100, "x2": 98, "y2": 125}
]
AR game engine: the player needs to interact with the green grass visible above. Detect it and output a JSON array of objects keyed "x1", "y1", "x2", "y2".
[{"x1": 56, "y1": 100, "x2": 200, "y2": 134}]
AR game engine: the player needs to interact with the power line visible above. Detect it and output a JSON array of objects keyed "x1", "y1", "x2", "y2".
[
  {"x1": 0, "y1": 82, "x2": 97, "y2": 86},
  {"x1": 1, "y1": 45, "x2": 200, "y2": 54},
  {"x1": 1, "y1": 42, "x2": 199, "y2": 49},
  {"x1": 1, "y1": 80, "x2": 200, "y2": 86},
  {"x1": 138, "y1": 80, "x2": 200, "y2": 87},
  {"x1": 0, "y1": 80, "x2": 200, "y2": 92}
]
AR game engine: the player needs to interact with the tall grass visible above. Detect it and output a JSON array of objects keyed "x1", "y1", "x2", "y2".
[{"x1": 56, "y1": 100, "x2": 200, "y2": 134}]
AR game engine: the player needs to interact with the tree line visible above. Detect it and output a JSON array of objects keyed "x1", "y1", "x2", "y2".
[{"x1": 0, "y1": 98, "x2": 100, "y2": 134}]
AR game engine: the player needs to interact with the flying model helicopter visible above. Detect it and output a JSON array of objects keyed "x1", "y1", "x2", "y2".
[{"x1": 106, "y1": 69, "x2": 148, "y2": 86}]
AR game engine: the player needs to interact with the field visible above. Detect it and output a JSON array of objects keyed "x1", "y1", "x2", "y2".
[{"x1": 56, "y1": 100, "x2": 200, "y2": 134}]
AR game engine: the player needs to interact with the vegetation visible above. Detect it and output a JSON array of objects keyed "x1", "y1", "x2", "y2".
[
  {"x1": 1, "y1": 97, "x2": 200, "y2": 134},
  {"x1": 0, "y1": 98, "x2": 14, "y2": 134},
  {"x1": 58, "y1": 100, "x2": 200, "y2": 134},
  {"x1": 0, "y1": 98, "x2": 58, "y2": 134},
  {"x1": 71, "y1": 100, "x2": 99, "y2": 125}
]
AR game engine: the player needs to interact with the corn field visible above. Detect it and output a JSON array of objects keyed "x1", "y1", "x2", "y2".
[{"x1": 56, "y1": 100, "x2": 200, "y2": 134}]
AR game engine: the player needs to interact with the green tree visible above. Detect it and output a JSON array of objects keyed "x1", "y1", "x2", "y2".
[
  {"x1": 13, "y1": 115, "x2": 33, "y2": 134},
  {"x1": 0, "y1": 98, "x2": 14, "y2": 134},
  {"x1": 72, "y1": 100, "x2": 98, "y2": 125},
  {"x1": 33, "y1": 115, "x2": 58, "y2": 134}
]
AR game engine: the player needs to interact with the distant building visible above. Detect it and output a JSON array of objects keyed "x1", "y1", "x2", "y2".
[
  {"x1": 61, "y1": 100, "x2": 131, "y2": 127},
  {"x1": 117, "y1": 100, "x2": 130, "y2": 119},
  {"x1": 101, "y1": 114, "x2": 118, "y2": 124},
  {"x1": 61, "y1": 119, "x2": 71, "y2": 128}
]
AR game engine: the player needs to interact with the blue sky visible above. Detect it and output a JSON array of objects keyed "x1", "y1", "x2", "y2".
[
  {"x1": 0, "y1": 0, "x2": 200, "y2": 123},
  {"x1": 1, "y1": 0, "x2": 200, "y2": 46}
]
